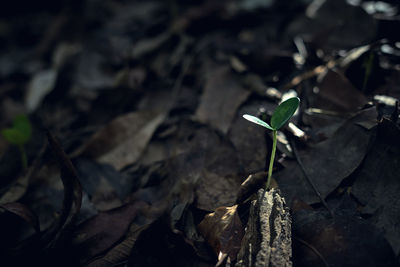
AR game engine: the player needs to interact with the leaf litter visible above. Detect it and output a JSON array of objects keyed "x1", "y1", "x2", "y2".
[{"x1": 0, "y1": 0, "x2": 400, "y2": 266}]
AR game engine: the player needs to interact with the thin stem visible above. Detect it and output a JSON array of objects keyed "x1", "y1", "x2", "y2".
[
  {"x1": 18, "y1": 144, "x2": 27, "y2": 170},
  {"x1": 267, "y1": 130, "x2": 277, "y2": 190}
]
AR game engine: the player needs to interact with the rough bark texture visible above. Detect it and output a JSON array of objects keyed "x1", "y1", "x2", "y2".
[{"x1": 235, "y1": 189, "x2": 292, "y2": 267}]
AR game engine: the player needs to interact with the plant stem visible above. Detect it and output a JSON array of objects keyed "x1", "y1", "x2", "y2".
[
  {"x1": 267, "y1": 130, "x2": 277, "y2": 190},
  {"x1": 18, "y1": 144, "x2": 27, "y2": 170}
]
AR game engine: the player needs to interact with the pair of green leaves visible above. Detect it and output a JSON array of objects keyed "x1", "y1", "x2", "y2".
[
  {"x1": 1, "y1": 115, "x2": 32, "y2": 145},
  {"x1": 243, "y1": 97, "x2": 300, "y2": 131}
]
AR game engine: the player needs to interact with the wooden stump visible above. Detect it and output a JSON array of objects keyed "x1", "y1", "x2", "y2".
[{"x1": 235, "y1": 188, "x2": 292, "y2": 267}]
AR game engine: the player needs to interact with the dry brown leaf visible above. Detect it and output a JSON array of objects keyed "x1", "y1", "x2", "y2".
[
  {"x1": 0, "y1": 202, "x2": 40, "y2": 232},
  {"x1": 352, "y1": 119, "x2": 400, "y2": 254},
  {"x1": 43, "y1": 132, "x2": 83, "y2": 249},
  {"x1": 198, "y1": 205, "x2": 244, "y2": 262},
  {"x1": 293, "y1": 211, "x2": 397, "y2": 266},
  {"x1": 78, "y1": 110, "x2": 165, "y2": 170},
  {"x1": 195, "y1": 171, "x2": 242, "y2": 211},
  {"x1": 313, "y1": 69, "x2": 367, "y2": 112},
  {"x1": 73, "y1": 201, "x2": 149, "y2": 265},
  {"x1": 196, "y1": 65, "x2": 250, "y2": 134},
  {"x1": 275, "y1": 107, "x2": 377, "y2": 204}
]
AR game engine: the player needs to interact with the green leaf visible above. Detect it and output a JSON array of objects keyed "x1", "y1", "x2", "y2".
[
  {"x1": 13, "y1": 115, "x2": 32, "y2": 141},
  {"x1": 1, "y1": 115, "x2": 32, "y2": 145},
  {"x1": 243, "y1": 114, "x2": 274, "y2": 130},
  {"x1": 1, "y1": 128, "x2": 28, "y2": 145},
  {"x1": 270, "y1": 97, "x2": 300, "y2": 130}
]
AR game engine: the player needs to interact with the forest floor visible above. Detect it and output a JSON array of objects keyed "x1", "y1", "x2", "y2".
[{"x1": 0, "y1": 0, "x2": 400, "y2": 266}]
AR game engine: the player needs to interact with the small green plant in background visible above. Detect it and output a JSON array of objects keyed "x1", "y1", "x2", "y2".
[
  {"x1": 243, "y1": 97, "x2": 300, "y2": 190},
  {"x1": 1, "y1": 114, "x2": 32, "y2": 170}
]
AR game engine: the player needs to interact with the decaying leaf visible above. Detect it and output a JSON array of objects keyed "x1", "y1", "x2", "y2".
[
  {"x1": 286, "y1": 0, "x2": 377, "y2": 50},
  {"x1": 78, "y1": 110, "x2": 166, "y2": 170},
  {"x1": 74, "y1": 158, "x2": 134, "y2": 211},
  {"x1": 312, "y1": 69, "x2": 368, "y2": 112},
  {"x1": 0, "y1": 202, "x2": 40, "y2": 233},
  {"x1": 72, "y1": 201, "x2": 149, "y2": 265},
  {"x1": 158, "y1": 123, "x2": 241, "y2": 211},
  {"x1": 198, "y1": 205, "x2": 244, "y2": 262},
  {"x1": 228, "y1": 102, "x2": 273, "y2": 174},
  {"x1": 42, "y1": 132, "x2": 82, "y2": 249},
  {"x1": 25, "y1": 69, "x2": 58, "y2": 113},
  {"x1": 275, "y1": 107, "x2": 377, "y2": 204},
  {"x1": 128, "y1": 218, "x2": 210, "y2": 267},
  {"x1": 292, "y1": 210, "x2": 397, "y2": 267},
  {"x1": 0, "y1": 141, "x2": 46, "y2": 204},
  {"x1": 86, "y1": 223, "x2": 150, "y2": 267},
  {"x1": 196, "y1": 171, "x2": 242, "y2": 212},
  {"x1": 352, "y1": 119, "x2": 400, "y2": 254},
  {"x1": 235, "y1": 172, "x2": 267, "y2": 204},
  {"x1": 2, "y1": 132, "x2": 84, "y2": 266},
  {"x1": 196, "y1": 65, "x2": 250, "y2": 134},
  {"x1": 0, "y1": 202, "x2": 40, "y2": 254}
]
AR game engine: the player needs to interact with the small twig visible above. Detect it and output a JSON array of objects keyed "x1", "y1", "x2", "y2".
[{"x1": 290, "y1": 138, "x2": 334, "y2": 217}]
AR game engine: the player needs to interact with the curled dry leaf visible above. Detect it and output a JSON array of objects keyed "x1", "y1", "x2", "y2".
[
  {"x1": 3, "y1": 132, "x2": 84, "y2": 266},
  {"x1": 198, "y1": 205, "x2": 244, "y2": 262},
  {"x1": 42, "y1": 132, "x2": 82, "y2": 249},
  {"x1": 1, "y1": 202, "x2": 40, "y2": 233}
]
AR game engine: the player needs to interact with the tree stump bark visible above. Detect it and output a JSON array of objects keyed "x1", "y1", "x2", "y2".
[{"x1": 235, "y1": 188, "x2": 292, "y2": 267}]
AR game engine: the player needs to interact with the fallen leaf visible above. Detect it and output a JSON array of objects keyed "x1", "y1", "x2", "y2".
[
  {"x1": 186, "y1": 127, "x2": 241, "y2": 211},
  {"x1": 128, "y1": 218, "x2": 210, "y2": 267},
  {"x1": 198, "y1": 205, "x2": 244, "y2": 262},
  {"x1": 25, "y1": 69, "x2": 57, "y2": 113},
  {"x1": 351, "y1": 119, "x2": 400, "y2": 254},
  {"x1": 42, "y1": 132, "x2": 82, "y2": 249},
  {"x1": 293, "y1": 210, "x2": 397, "y2": 267},
  {"x1": 86, "y1": 224, "x2": 150, "y2": 267},
  {"x1": 131, "y1": 32, "x2": 171, "y2": 59},
  {"x1": 75, "y1": 51, "x2": 114, "y2": 90},
  {"x1": 228, "y1": 101, "x2": 274, "y2": 174},
  {"x1": 312, "y1": 69, "x2": 368, "y2": 112},
  {"x1": 74, "y1": 158, "x2": 134, "y2": 211},
  {"x1": 275, "y1": 107, "x2": 377, "y2": 204},
  {"x1": 0, "y1": 203, "x2": 39, "y2": 252},
  {"x1": 196, "y1": 65, "x2": 250, "y2": 134},
  {"x1": 1, "y1": 202, "x2": 40, "y2": 232},
  {"x1": 235, "y1": 172, "x2": 267, "y2": 204},
  {"x1": 286, "y1": 0, "x2": 377, "y2": 50},
  {"x1": 195, "y1": 171, "x2": 242, "y2": 212},
  {"x1": 72, "y1": 200, "x2": 149, "y2": 265},
  {"x1": 0, "y1": 140, "x2": 46, "y2": 204},
  {"x1": 78, "y1": 110, "x2": 166, "y2": 170}
]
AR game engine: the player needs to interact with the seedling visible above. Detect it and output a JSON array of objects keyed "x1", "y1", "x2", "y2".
[
  {"x1": 243, "y1": 97, "x2": 300, "y2": 190},
  {"x1": 1, "y1": 114, "x2": 32, "y2": 170}
]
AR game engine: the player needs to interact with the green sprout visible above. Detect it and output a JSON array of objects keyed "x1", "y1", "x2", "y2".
[
  {"x1": 1, "y1": 114, "x2": 32, "y2": 170},
  {"x1": 243, "y1": 97, "x2": 300, "y2": 190}
]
